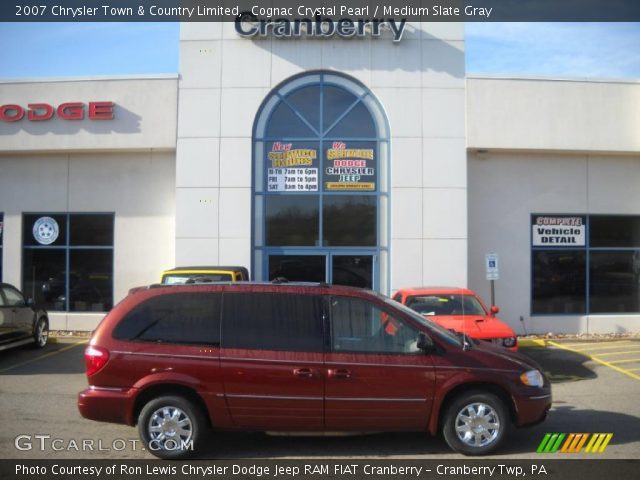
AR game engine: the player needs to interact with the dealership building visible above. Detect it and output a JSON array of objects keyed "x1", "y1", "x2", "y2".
[{"x1": 1, "y1": 21, "x2": 639, "y2": 334}]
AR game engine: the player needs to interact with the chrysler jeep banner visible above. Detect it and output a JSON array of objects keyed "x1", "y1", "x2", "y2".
[
  {"x1": 532, "y1": 215, "x2": 586, "y2": 247},
  {"x1": 324, "y1": 142, "x2": 376, "y2": 191}
]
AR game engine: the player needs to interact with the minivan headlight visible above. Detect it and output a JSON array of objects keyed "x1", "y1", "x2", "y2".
[
  {"x1": 520, "y1": 369, "x2": 544, "y2": 387},
  {"x1": 502, "y1": 337, "x2": 517, "y2": 348}
]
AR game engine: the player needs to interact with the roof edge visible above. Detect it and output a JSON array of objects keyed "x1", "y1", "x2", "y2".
[
  {"x1": 0, "y1": 73, "x2": 179, "y2": 85},
  {"x1": 466, "y1": 74, "x2": 640, "y2": 85}
]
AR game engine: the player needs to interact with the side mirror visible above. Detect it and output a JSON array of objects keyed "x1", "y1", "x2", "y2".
[
  {"x1": 26, "y1": 298, "x2": 35, "y2": 308},
  {"x1": 490, "y1": 306, "x2": 500, "y2": 316},
  {"x1": 417, "y1": 332, "x2": 434, "y2": 352}
]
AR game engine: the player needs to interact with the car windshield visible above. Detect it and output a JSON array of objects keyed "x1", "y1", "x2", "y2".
[
  {"x1": 378, "y1": 294, "x2": 463, "y2": 347},
  {"x1": 406, "y1": 294, "x2": 486, "y2": 316},
  {"x1": 162, "y1": 273, "x2": 233, "y2": 284}
]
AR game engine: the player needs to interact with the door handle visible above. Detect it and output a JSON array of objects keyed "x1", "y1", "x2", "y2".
[
  {"x1": 328, "y1": 368, "x2": 352, "y2": 379},
  {"x1": 293, "y1": 368, "x2": 315, "y2": 378}
]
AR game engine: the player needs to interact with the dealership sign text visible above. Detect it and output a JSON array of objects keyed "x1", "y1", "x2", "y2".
[
  {"x1": 236, "y1": 12, "x2": 407, "y2": 42},
  {"x1": 0, "y1": 102, "x2": 114, "y2": 122}
]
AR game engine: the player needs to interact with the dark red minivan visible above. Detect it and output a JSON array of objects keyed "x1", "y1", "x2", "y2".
[{"x1": 78, "y1": 283, "x2": 551, "y2": 458}]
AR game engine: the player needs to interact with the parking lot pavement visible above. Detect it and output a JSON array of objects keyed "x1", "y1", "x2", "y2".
[
  {"x1": 0, "y1": 339, "x2": 639, "y2": 459},
  {"x1": 547, "y1": 339, "x2": 640, "y2": 382}
]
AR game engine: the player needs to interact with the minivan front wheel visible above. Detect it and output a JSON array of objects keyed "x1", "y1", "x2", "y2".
[
  {"x1": 138, "y1": 396, "x2": 206, "y2": 459},
  {"x1": 442, "y1": 391, "x2": 509, "y2": 455}
]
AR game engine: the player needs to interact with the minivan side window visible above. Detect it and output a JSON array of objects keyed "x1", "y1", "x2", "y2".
[
  {"x1": 330, "y1": 296, "x2": 420, "y2": 354},
  {"x1": 112, "y1": 293, "x2": 221, "y2": 345},
  {"x1": 221, "y1": 293, "x2": 323, "y2": 352}
]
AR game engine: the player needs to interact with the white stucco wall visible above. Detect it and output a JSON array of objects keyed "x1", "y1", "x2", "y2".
[
  {"x1": 0, "y1": 77, "x2": 178, "y2": 330},
  {"x1": 176, "y1": 22, "x2": 468, "y2": 291},
  {"x1": 0, "y1": 76, "x2": 178, "y2": 152},
  {"x1": 0, "y1": 152, "x2": 176, "y2": 330},
  {"x1": 467, "y1": 76, "x2": 640, "y2": 154},
  {"x1": 468, "y1": 151, "x2": 640, "y2": 334}
]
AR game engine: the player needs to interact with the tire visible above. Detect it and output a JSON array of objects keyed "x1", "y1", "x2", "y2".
[
  {"x1": 33, "y1": 317, "x2": 49, "y2": 349},
  {"x1": 137, "y1": 395, "x2": 207, "y2": 459},
  {"x1": 442, "y1": 391, "x2": 509, "y2": 456}
]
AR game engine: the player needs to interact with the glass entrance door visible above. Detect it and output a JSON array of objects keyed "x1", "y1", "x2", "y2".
[{"x1": 267, "y1": 253, "x2": 375, "y2": 289}]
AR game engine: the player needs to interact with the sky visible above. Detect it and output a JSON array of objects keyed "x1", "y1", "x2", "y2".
[{"x1": 0, "y1": 22, "x2": 639, "y2": 80}]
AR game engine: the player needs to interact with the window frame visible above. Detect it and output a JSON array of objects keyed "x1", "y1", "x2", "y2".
[
  {"x1": 252, "y1": 71, "x2": 390, "y2": 294},
  {"x1": 220, "y1": 291, "x2": 326, "y2": 353},
  {"x1": 112, "y1": 292, "x2": 222, "y2": 347},
  {"x1": 531, "y1": 213, "x2": 640, "y2": 316},
  {"x1": 328, "y1": 295, "x2": 422, "y2": 356},
  {"x1": 21, "y1": 212, "x2": 115, "y2": 312}
]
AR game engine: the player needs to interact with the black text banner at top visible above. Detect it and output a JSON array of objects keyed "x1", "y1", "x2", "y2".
[{"x1": 4, "y1": 0, "x2": 640, "y2": 22}]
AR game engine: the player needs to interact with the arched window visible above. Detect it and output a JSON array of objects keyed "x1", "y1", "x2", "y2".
[{"x1": 252, "y1": 71, "x2": 389, "y2": 292}]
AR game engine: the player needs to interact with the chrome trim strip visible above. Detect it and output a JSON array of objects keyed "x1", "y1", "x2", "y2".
[
  {"x1": 325, "y1": 361, "x2": 430, "y2": 369},
  {"x1": 111, "y1": 350, "x2": 218, "y2": 361},
  {"x1": 221, "y1": 357, "x2": 324, "y2": 365},
  {"x1": 436, "y1": 366, "x2": 520, "y2": 374},
  {"x1": 226, "y1": 394, "x2": 322, "y2": 401},
  {"x1": 528, "y1": 394, "x2": 552, "y2": 400},
  {"x1": 326, "y1": 397, "x2": 426, "y2": 403}
]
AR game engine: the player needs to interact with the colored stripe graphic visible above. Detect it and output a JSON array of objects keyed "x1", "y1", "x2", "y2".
[
  {"x1": 537, "y1": 433, "x2": 565, "y2": 453},
  {"x1": 585, "y1": 433, "x2": 613, "y2": 453},
  {"x1": 538, "y1": 433, "x2": 613, "y2": 454}
]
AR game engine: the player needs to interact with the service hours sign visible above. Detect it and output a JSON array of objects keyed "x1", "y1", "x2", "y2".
[{"x1": 267, "y1": 142, "x2": 318, "y2": 192}]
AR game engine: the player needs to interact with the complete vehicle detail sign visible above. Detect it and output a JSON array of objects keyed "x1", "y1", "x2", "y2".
[{"x1": 532, "y1": 215, "x2": 586, "y2": 246}]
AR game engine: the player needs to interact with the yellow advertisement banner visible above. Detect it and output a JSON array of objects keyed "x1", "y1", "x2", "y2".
[{"x1": 325, "y1": 182, "x2": 375, "y2": 191}]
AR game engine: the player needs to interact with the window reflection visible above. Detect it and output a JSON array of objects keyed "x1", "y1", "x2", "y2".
[
  {"x1": 323, "y1": 196, "x2": 376, "y2": 246},
  {"x1": 590, "y1": 251, "x2": 640, "y2": 313},
  {"x1": 266, "y1": 196, "x2": 319, "y2": 246},
  {"x1": 532, "y1": 251, "x2": 586, "y2": 314}
]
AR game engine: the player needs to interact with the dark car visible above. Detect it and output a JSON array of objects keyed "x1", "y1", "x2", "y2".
[
  {"x1": 0, "y1": 283, "x2": 49, "y2": 351},
  {"x1": 78, "y1": 282, "x2": 551, "y2": 459}
]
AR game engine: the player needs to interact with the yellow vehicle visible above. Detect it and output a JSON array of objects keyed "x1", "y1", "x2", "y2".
[{"x1": 160, "y1": 266, "x2": 249, "y2": 284}]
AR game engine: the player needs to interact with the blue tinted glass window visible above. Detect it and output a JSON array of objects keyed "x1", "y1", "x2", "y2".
[
  {"x1": 285, "y1": 86, "x2": 321, "y2": 132},
  {"x1": 322, "y1": 86, "x2": 358, "y2": 135},
  {"x1": 266, "y1": 102, "x2": 316, "y2": 138}
]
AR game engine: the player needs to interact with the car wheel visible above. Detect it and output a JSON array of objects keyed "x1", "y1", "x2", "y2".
[
  {"x1": 33, "y1": 317, "x2": 49, "y2": 349},
  {"x1": 138, "y1": 396, "x2": 207, "y2": 459},
  {"x1": 442, "y1": 391, "x2": 509, "y2": 456}
]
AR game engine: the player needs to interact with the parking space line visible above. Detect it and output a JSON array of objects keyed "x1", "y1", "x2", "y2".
[
  {"x1": 548, "y1": 341, "x2": 640, "y2": 382},
  {"x1": 569, "y1": 343, "x2": 638, "y2": 352},
  {"x1": 562, "y1": 340, "x2": 633, "y2": 348},
  {"x1": 594, "y1": 350, "x2": 640, "y2": 357},
  {"x1": 607, "y1": 358, "x2": 640, "y2": 365},
  {"x1": 0, "y1": 340, "x2": 87, "y2": 374}
]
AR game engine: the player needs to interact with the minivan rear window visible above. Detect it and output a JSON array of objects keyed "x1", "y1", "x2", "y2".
[
  {"x1": 221, "y1": 293, "x2": 323, "y2": 352},
  {"x1": 112, "y1": 293, "x2": 221, "y2": 345}
]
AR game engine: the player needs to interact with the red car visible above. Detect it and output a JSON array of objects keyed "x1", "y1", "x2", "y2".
[
  {"x1": 78, "y1": 283, "x2": 550, "y2": 458},
  {"x1": 393, "y1": 287, "x2": 518, "y2": 351}
]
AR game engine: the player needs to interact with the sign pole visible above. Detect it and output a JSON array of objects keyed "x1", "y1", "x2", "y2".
[
  {"x1": 485, "y1": 253, "x2": 499, "y2": 307},
  {"x1": 490, "y1": 279, "x2": 495, "y2": 307}
]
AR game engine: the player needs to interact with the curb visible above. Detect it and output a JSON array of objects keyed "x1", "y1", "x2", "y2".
[{"x1": 518, "y1": 338, "x2": 547, "y2": 348}]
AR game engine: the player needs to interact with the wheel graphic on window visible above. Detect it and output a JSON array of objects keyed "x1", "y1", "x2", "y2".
[{"x1": 33, "y1": 217, "x2": 59, "y2": 245}]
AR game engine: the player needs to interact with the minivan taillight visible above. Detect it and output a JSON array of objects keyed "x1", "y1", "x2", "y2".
[{"x1": 84, "y1": 345, "x2": 110, "y2": 376}]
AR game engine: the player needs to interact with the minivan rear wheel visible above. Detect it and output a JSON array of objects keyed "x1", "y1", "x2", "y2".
[
  {"x1": 138, "y1": 396, "x2": 206, "y2": 459},
  {"x1": 442, "y1": 391, "x2": 509, "y2": 455}
]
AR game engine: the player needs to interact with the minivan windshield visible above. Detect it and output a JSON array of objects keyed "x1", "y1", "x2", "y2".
[{"x1": 378, "y1": 294, "x2": 463, "y2": 347}]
